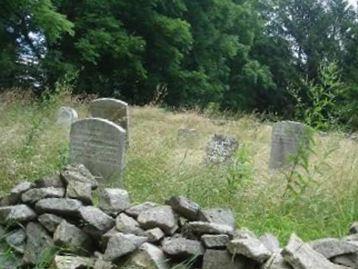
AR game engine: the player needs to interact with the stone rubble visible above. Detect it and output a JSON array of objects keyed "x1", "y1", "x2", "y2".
[{"x1": 0, "y1": 164, "x2": 355, "y2": 269}]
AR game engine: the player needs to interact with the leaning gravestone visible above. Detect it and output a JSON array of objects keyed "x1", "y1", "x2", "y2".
[
  {"x1": 269, "y1": 121, "x2": 310, "y2": 169},
  {"x1": 89, "y1": 98, "x2": 129, "y2": 144},
  {"x1": 56, "y1": 107, "x2": 78, "y2": 127},
  {"x1": 205, "y1": 135, "x2": 239, "y2": 164},
  {"x1": 69, "y1": 118, "x2": 126, "y2": 182}
]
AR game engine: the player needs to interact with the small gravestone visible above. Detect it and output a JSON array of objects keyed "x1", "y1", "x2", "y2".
[
  {"x1": 269, "y1": 121, "x2": 310, "y2": 169},
  {"x1": 205, "y1": 135, "x2": 239, "y2": 164},
  {"x1": 177, "y1": 128, "x2": 198, "y2": 146},
  {"x1": 89, "y1": 98, "x2": 129, "y2": 144},
  {"x1": 69, "y1": 118, "x2": 126, "y2": 181},
  {"x1": 56, "y1": 107, "x2": 78, "y2": 127}
]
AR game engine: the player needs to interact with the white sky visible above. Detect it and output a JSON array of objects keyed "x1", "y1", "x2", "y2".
[{"x1": 348, "y1": 0, "x2": 357, "y2": 7}]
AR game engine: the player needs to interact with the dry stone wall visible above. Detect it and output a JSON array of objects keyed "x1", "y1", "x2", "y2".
[{"x1": 0, "y1": 164, "x2": 357, "y2": 269}]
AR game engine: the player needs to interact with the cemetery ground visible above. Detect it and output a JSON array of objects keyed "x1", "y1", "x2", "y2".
[{"x1": 0, "y1": 91, "x2": 357, "y2": 245}]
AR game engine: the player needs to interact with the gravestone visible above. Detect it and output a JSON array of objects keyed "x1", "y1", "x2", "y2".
[
  {"x1": 69, "y1": 118, "x2": 126, "y2": 181},
  {"x1": 89, "y1": 98, "x2": 129, "y2": 144},
  {"x1": 56, "y1": 107, "x2": 78, "y2": 127},
  {"x1": 269, "y1": 121, "x2": 310, "y2": 169},
  {"x1": 205, "y1": 135, "x2": 239, "y2": 164},
  {"x1": 177, "y1": 128, "x2": 198, "y2": 146}
]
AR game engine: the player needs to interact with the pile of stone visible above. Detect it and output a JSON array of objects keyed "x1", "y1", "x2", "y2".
[{"x1": 0, "y1": 164, "x2": 357, "y2": 269}]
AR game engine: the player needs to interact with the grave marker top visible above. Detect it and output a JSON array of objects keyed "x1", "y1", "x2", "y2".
[
  {"x1": 56, "y1": 107, "x2": 78, "y2": 126},
  {"x1": 69, "y1": 118, "x2": 126, "y2": 182},
  {"x1": 89, "y1": 98, "x2": 128, "y2": 131}
]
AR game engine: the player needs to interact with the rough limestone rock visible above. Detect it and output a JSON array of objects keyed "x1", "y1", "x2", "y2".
[
  {"x1": 162, "y1": 237, "x2": 204, "y2": 259},
  {"x1": 101, "y1": 227, "x2": 119, "y2": 249},
  {"x1": 104, "y1": 233, "x2": 147, "y2": 262},
  {"x1": 202, "y1": 249, "x2": 247, "y2": 269},
  {"x1": 201, "y1": 234, "x2": 230, "y2": 249},
  {"x1": 94, "y1": 259, "x2": 116, "y2": 269},
  {"x1": 349, "y1": 222, "x2": 358, "y2": 234},
  {"x1": 52, "y1": 255, "x2": 95, "y2": 269},
  {"x1": 10, "y1": 181, "x2": 33, "y2": 203},
  {"x1": 79, "y1": 206, "x2": 115, "y2": 236},
  {"x1": 344, "y1": 233, "x2": 358, "y2": 242},
  {"x1": 185, "y1": 221, "x2": 234, "y2": 236},
  {"x1": 66, "y1": 180, "x2": 93, "y2": 205},
  {"x1": 282, "y1": 233, "x2": 349, "y2": 269},
  {"x1": 34, "y1": 173, "x2": 64, "y2": 188},
  {"x1": 138, "y1": 205, "x2": 178, "y2": 235},
  {"x1": 263, "y1": 252, "x2": 292, "y2": 269},
  {"x1": 0, "y1": 194, "x2": 18, "y2": 206},
  {"x1": 23, "y1": 222, "x2": 54, "y2": 265},
  {"x1": 309, "y1": 237, "x2": 358, "y2": 258},
  {"x1": 126, "y1": 202, "x2": 158, "y2": 218},
  {"x1": 21, "y1": 187, "x2": 65, "y2": 203},
  {"x1": 199, "y1": 208, "x2": 235, "y2": 228},
  {"x1": 54, "y1": 220, "x2": 94, "y2": 255},
  {"x1": 99, "y1": 188, "x2": 131, "y2": 215},
  {"x1": 0, "y1": 204, "x2": 36, "y2": 224},
  {"x1": 332, "y1": 253, "x2": 358, "y2": 268},
  {"x1": 126, "y1": 242, "x2": 169, "y2": 269},
  {"x1": 38, "y1": 213, "x2": 64, "y2": 232},
  {"x1": 227, "y1": 236, "x2": 271, "y2": 263},
  {"x1": 35, "y1": 198, "x2": 82, "y2": 217},
  {"x1": 115, "y1": 213, "x2": 144, "y2": 235},
  {"x1": 145, "y1": 228, "x2": 165, "y2": 243},
  {"x1": 61, "y1": 163, "x2": 98, "y2": 189},
  {"x1": 5, "y1": 228, "x2": 26, "y2": 253},
  {"x1": 205, "y1": 134, "x2": 239, "y2": 164},
  {"x1": 166, "y1": 196, "x2": 201, "y2": 221},
  {"x1": 260, "y1": 234, "x2": 281, "y2": 253}
]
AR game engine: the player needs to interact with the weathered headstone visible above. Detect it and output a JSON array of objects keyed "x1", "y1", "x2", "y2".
[
  {"x1": 69, "y1": 118, "x2": 126, "y2": 181},
  {"x1": 56, "y1": 106, "x2": 78, "y2": 127},
  {"x1": 269, "y1": 121, "x2": 310, "y2": 169},
  {"x1": 89, "y1": 98, "x2": 129, "y2": 143},
  {"x1": 177, "y1": 128, "x2": 198, "y2": 146},
  {"x1": 205, "y1": 135, "x2": 239, "y2": 164}
]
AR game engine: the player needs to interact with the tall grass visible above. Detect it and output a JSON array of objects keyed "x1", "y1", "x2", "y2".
[{"x1": 0, "y1": 92, "x2": 357, "y2": 244}]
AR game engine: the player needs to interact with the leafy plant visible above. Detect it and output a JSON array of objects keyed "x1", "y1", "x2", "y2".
[
  {"x1": 290, "y1": 61, "x2": 348, "y2": 130},
  {"x1": 225, "y1": 145, "x2": 254, "y2": 197},
  {"x1": 281, "y1": 127, "x2": 316, "y2": 196}
]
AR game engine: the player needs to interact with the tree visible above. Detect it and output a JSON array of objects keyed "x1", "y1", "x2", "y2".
[{"x1": 0, "y1": 0, "x2": 73, "y2": 89}]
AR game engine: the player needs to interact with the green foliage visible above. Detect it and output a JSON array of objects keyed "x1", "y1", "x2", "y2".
[
  {"x1": 0, "y1": 0, "x2": 74, "y2": 88},
  {"x1": 290, "y1": 62, "x2": 348, "y2": 130},
  {"x1": 225, "y1": 145, "x2": 254, "y2": 197},
  {"x1": 281, "y1": 127, "x2": 316, "y2": 196},
  {"x1": 0, "y1": 0, "x2": 358, "y2": 128}
]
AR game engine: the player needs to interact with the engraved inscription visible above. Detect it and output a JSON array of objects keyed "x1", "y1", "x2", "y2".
[
  {"x1": 269, "y1": 121, "x2": 308, "y2": 169},
  {"x1": 70, "y1": 118, "x2": 126, "y2": 181}
]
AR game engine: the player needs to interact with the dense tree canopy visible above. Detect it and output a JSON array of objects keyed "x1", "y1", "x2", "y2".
[{"x1": 0, "y1": 0, "x2": 357, "y2": 129}]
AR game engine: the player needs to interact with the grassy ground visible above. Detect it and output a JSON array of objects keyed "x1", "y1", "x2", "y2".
[{"x1": 0, "y1": 91, "x2": 357, "y2": 244}]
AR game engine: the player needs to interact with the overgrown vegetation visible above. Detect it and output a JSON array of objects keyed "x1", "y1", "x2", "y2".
[
  {"x1": 1, "y1": 0, "x2": 358, "y2": 130},
  {"x1": 1, "y1": 92, "x2": 356, "y2": 245}
]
